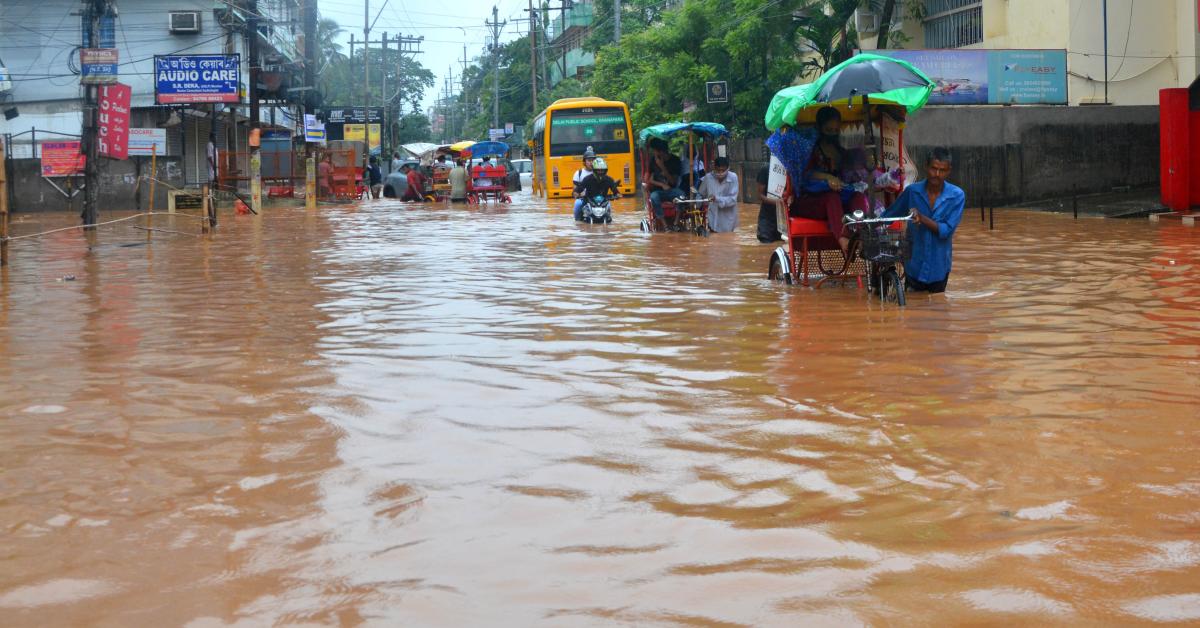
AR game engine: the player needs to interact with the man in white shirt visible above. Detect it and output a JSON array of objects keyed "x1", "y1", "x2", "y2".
[{"x1": 698, "y1": 157, "x2": 740, "y2": 233}]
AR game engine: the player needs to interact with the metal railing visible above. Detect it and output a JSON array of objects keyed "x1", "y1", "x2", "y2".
[{"x1": 923, "y1": 0, "x2": 982, "y2": 48}]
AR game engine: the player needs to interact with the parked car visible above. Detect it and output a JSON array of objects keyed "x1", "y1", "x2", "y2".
[
  {"x1": 382, "y1": 159, "x2": 421, "y2": 198},
  {"x1": 511, "y1": 159, "x2": 532, "y2": 188}
]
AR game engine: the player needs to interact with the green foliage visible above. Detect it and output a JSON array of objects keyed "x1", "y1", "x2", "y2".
[
  {"x1": 795, "y1": 0, "x2": 860, "y2": 77},
  {"x1": 320, "y1": 44, "x2": 435, "y2": 113},
  {"x1": 590, "y1": 0, "x2": 811, "y2": 135},
  {"x1": 394, "y1": 112, "x2": 432, "y2": 145}
]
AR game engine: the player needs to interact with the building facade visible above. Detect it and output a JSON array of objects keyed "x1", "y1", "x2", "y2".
[
  {"x1": 858, "y1": 0, "x2": 1199, "y2": 105},
  {"x1": 0, "y1": 0, "x2": 305, "y2": 187},
  {"x1": 546, "y1": 1, "x2": 595, "y2": 88}
]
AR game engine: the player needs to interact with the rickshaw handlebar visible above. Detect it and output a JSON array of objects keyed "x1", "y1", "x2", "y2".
[{"x1": 844, "y1": 209, "x2": 917, "y2": 226}]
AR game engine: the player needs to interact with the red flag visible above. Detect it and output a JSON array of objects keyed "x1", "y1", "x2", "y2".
[{"x1": 98, "y1": 83, "x2": 131, "y2": 160}]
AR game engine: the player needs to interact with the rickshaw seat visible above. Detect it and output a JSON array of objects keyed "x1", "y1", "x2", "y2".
[{"x1": 788, "y1": 216, "x2": 834, "y2": 239}]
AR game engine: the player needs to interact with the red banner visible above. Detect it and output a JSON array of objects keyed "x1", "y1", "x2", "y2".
[
  {"x1": 41, "y1": 142, "x2": 85, "y2": 177},
  {"x1": 98, "y1": 83, "x2": 131, "y2": 160}
]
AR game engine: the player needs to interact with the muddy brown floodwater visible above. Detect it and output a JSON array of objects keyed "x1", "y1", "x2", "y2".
[{"x1": 1, "y1": 191, "x2": 1198, "y2": 626}]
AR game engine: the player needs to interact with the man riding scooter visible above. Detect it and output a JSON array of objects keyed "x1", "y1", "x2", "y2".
[{"x1": 573, "y1": 157, "x2": 621, "y2": 223}]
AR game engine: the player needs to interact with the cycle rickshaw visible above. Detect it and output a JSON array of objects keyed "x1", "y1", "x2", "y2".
[
  {"x1": 462, "y1": 141, "x2": 513, "y2": 204},
  {"x1": 637, "y1": 122, "x2": 729, "y2": 236},
  {"x1": 763, "y1": 54, "x2": 935, "y2": 306}
]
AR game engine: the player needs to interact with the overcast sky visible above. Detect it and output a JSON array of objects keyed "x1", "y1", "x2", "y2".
[{"x1": 317, "y1": 0, "x2": 534, "y2": 113}]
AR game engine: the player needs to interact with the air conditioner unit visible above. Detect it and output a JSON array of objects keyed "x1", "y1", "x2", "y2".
[
  {"x1": 855, "y1": 10, "x2": 879, "y2": 34},
  {"x1": 169, "y1": 11, "x2": 201, "y2": 34}
]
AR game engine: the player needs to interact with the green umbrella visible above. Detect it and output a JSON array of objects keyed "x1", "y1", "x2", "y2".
[{"x1": 765, "y1": 53, "x2": 935, "y2": 131}]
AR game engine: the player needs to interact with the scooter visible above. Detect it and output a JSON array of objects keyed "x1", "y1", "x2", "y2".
[{"x1": 581, "y1": 194, "x2": 614, "y2": 224}]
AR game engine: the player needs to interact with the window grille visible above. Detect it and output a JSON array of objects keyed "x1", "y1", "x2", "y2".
[{"x1": 923, "y1": 0, "x2": 982, "y2": 48}]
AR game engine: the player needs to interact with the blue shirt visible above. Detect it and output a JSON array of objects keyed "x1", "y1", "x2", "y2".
[{"x1": 884, "y1": 181, "x2": 966, "y2": 283}]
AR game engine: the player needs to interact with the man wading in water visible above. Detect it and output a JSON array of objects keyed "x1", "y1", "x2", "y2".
[{"x1": 884, "y1": 147, "x2": 965, "y2": 293}]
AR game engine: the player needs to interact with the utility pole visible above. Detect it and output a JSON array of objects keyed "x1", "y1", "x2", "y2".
[
  {"x1": 81, "y1": 0, "x2": 106, "y2": 227},
  {"x1": 363, "y1": 0, "x2": 370, "y2": 168},
  {"x1": 526, "y1": 0, "x2": 538, "y2": 114},
  {"x1": 1102, "y1": 0, "x2": 1109, "y2": 104},
  {"x1": 381, "y1": 32, "x2": 388, "y2": 155},
  {"x1": 303, "y1": 0, "x2": 316, "y2": 130},
  {"x1": 462, "y1": 43, "x2": 470, "y2": 138},
  {"x1": 613, "y1": 0, "x2": 621, "y2": 43},
  {"x1": 486, "y1": 6, "x2": 505, "y2": 130},
  {"x1": 247, "y1": 0, "x2": 262, "y2": 214}
]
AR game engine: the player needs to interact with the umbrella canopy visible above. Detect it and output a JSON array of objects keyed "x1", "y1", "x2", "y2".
[
  {"x1": 637, "y1": 122, "x2": 730, "y2": 146},
  {"x1": 401, "y1": 142, "x2": 441, "y2": 159},
  {"x1": 448, "y1": 140, "x2": 476, "y2": 153},
  {"x1": 462, "y1": 140, "x2": 509, "y2": 157},
  {"x1": 764, "y1": 53, "x2": 934, "y2": 131}
]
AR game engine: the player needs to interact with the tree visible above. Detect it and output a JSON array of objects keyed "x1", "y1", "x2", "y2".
[
  {"x1": 590, "y1": 0, "x2": 811, "y2": 134},
  {"x1": 795, "y1": 0, "x2": 860, "y2": 77},
  {"x1": 394, "y1": 112, "x2": 432, "y2": 144}
]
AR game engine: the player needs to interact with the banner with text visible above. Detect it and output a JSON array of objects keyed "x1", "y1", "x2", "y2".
[
  {"x1": 128, "y1": 128, "x2": 168, "y2": 156},
  {"x1": 873, "y1": 49, "x2": 1067, "y2": 105},
  {"x1": 155, "y1": 54, "x2": 240, "y2": 104},
  {"x1": 98, "y1": 83, "x2": 131, "y2": 160},
  {"x1": 41, "y1": 142, "x2": 85, "y2": 177}
]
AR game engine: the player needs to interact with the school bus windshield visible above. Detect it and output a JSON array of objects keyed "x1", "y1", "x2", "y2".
[{"x1": 549, "y1": 108, "x2": 631, "y2": 157}]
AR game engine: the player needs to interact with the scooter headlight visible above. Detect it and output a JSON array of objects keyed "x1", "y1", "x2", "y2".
[{"x1": 590, "y1": 204, "x2": 607, "y2": 217}]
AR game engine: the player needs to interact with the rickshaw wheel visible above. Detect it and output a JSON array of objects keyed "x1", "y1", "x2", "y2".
[
  {"x1": 881, "y1": 268, "x2": 906, "y2": 306},
  {"x1": 768, "y1": 255, "x2": 792, "y2": 285},
  {"x1": 639, "y1": 218, "x2": 650, "y2": 232}
]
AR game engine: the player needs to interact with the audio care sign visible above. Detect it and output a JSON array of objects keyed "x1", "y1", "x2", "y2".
[{"x1": 155, "y1": 55, "x2": 241, "y2": 104}]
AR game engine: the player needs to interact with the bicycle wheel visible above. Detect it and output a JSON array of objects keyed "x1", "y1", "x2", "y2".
[{"x1": 881, "y1": 268, "x2": 906, "y2": 306}]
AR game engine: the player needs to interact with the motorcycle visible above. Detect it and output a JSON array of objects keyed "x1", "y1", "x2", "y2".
[{"x1": 581, "y1": 194, "x2": 614, "y2": 224}]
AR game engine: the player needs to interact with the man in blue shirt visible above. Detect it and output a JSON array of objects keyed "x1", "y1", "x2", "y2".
[{"x1": 884, "y1": 147, "x2": 965, "y2": 293}]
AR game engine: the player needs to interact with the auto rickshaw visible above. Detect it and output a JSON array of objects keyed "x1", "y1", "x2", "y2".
[
  {"x1": 763, "y1": 53, "x2": 935, "y2": 306},
  {"x1": 637, "y1": 122, "x2": 729, "y2": 236}
]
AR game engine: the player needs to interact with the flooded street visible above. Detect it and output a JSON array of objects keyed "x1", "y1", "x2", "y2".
[{"x1": 1, "y1": 191, "x2": 1199, "y2": 626}]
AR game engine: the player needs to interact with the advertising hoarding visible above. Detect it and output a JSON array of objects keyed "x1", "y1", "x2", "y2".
[
  {"x1": 155, "y1": 55, "x2": 240, "y2": 104},
  {"x1": 97, "y1": 83, "x2": 131, "y2": 160},
  {"x1": 41, "y1": 142, "x2": 85, "y2": 176},
  {"x1": 80, "y1": 48, "x2": 118, "y2": 85},
  {"x1": 874, "y1": 49, "x2": 1067, "y2": 105},
  {"x1": 128, "y1": 129, "x2": 168, "y2": 156}
]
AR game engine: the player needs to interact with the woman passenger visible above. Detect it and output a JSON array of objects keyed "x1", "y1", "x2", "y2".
[{"x1": 791, "y1": 106, "x2": 870, "y2": 254}]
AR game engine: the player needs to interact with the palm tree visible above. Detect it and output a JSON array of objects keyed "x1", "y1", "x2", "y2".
[{"x1": 318, "y1": 18, "x2": 345, "y2": 69}]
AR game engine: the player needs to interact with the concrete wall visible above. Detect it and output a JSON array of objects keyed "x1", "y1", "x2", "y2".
[
  {"x1": 726, "y1": 105, "x2": 1159, "y2": 207},
  {"x1": 6, "y1": 157, "x2": 185, "y2": 214}
]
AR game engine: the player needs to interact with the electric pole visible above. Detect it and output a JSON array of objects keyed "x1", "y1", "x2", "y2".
[
  {"x1": 381, "y1": 32, "x2": 388, "y2": 154},
  {"x1": 525, "y1": 0, "x2": 538, "y2": 115},
  {"x1": 81, "y1": 0, "x2": 106, "y2": 227},
  {"x1": 363, "y1": 0, "x2": 370, "y2": 167},
  {"x1": 486, "y1": 6, "x2": 505, "y2": 130},
  {"x1": 248, "y1": 0, "x2": 260, "y2": 128},
  {"x1": 613, "y1": 0, "x2": 621, "y2": 43}
]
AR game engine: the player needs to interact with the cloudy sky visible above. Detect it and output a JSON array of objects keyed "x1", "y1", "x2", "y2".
[{"x1": 317, "y1": 0, "x2": 535, "y2": 112}]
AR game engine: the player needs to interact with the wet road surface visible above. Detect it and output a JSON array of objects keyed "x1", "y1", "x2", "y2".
[{"x1": 1, "y1": 191, "x2": 1199, "y2": 626}]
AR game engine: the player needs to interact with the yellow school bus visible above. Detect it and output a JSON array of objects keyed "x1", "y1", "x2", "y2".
[{"x1": 530, "y1": 97, "x2": 636, "y2": 199}]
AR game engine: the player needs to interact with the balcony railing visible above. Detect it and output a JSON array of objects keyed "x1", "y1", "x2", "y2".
[{"x1": 923, "y1": 0, "x2": 982, "y2": 48}]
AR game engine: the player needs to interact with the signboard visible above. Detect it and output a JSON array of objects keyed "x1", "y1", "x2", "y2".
[
  {"x1": 504, "y1": 122, "x2": 514, "y2": 135},
  {"x1": 128, "y1": 128, "x2": 167, "y2": 156},
  {"x1": 80, "y1": 48, "x2": 118, "y2": 85},
  {"x1": 874, "y1": 49, "x2": 1067, "y2": 105},
  {"x1": 41, "y1": 141, "x2": 85, "y2": 177},
  {"x1": 765, "y1": 155, "x2": 787, "y2": 199},
  {"x1": 489, "y1": 128, "x2": 505, "y2": 141},
  {"x1": 0, "y1": 65, "x2": 12, "y2": 93},
  {"x1": 154, "y1": 55, "x2": 240, "y2": 104},
  {"x1": 706, "y1": 81, "x2": 729, "y2": 104},
  {"x1": 368, "y1": 124, "x2": 381, "y2": 155},
  {"x1": 343, "y1": 124, "x2": 365, "y2": 142},
  {"x1": 323, "y1": 108, "x2": 383, "y2": 124},
  {"x1": 97, "y1": 83, "x2": 131, "y2": 160},
  {"x1": 304, "y1": 114, "x2": 326, "y2": 143}
]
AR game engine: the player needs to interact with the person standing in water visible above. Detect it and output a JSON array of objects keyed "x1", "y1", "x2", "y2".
[
  {"x1": 698, "y1": 157, "x2": 740, "y2": 233},
  {"x1": 884, "y1": 147, "x2": 965, "y2": 293}
]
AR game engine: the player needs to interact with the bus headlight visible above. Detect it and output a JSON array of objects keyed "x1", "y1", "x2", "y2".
[
  {"x1": 552, "y1": 167, "x2": 559, "y2": 188},
  {"x1": 623, "y1": 163, "x2": 630, "y2": 185}
]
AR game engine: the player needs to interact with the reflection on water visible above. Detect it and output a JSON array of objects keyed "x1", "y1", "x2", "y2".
[{"x1": 1, "y1": 194, "x2": 1198, "y2": 625}]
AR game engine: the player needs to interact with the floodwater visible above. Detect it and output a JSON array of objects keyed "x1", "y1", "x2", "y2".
[{"x1": 1, "y1": 191, "x2": 1198, "y2": 627}]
